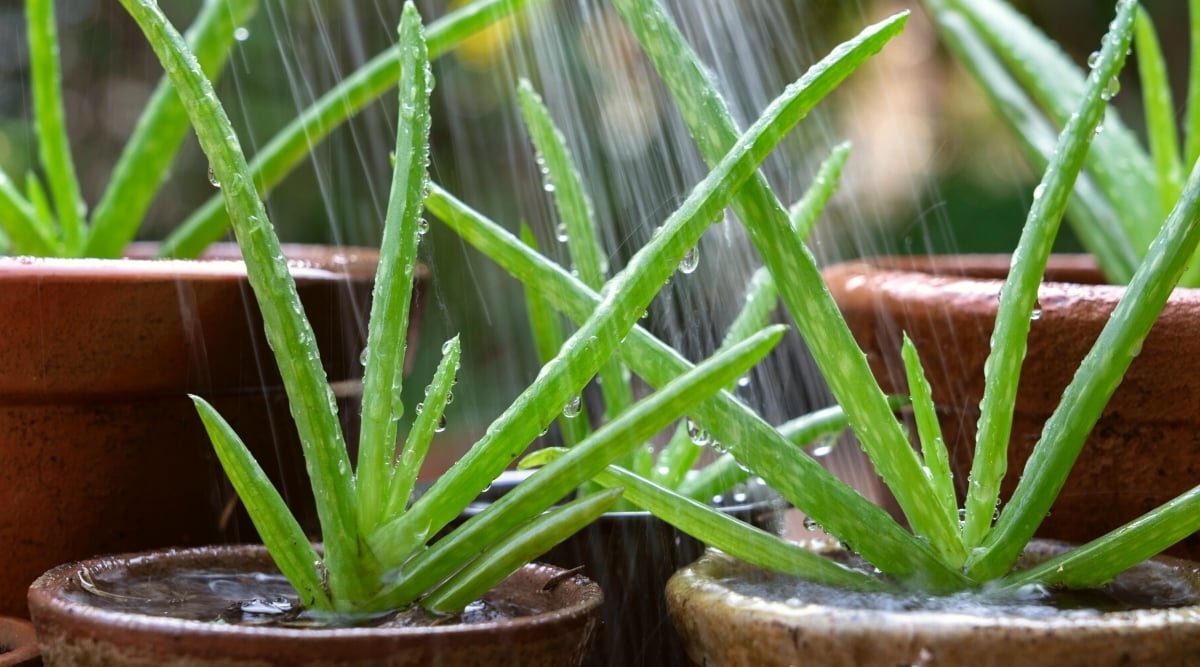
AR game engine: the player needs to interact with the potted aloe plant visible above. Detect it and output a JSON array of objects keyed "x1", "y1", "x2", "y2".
[
  {"x1": 0, "y1": 0, "x2": 540, "y2": 620},
  {"x1": 497, "y1": 0, "x2": 1200, "y2": 664},
  {"x1": 24, "y1": 1, "x2": 820, "y2": 664},
  {"x1": 824, "y1": 0, "x2": 1200, "y2": 560},
  {"x1": 428, "y1": 13, "x2": 905, "y2": 666}
]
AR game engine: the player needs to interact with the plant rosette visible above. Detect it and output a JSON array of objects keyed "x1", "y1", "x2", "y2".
[
  {"x1": 823, "y1": 254, "x2": 1200, "y2": 559},
  {"x1": 27, "y1": 544, "x2": 601, "y2": 667},
  {"x1": 0, "y1": 244, "x2": 402, "y2": 619},
  {"x1": 667, "y1": 539, "x2": 1200, "y2": 667}
]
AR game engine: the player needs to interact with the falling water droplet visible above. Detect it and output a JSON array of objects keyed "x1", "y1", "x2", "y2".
[
  {"x1": 207, "y1": 167, "x2": 220, "y2": 188},
  {"x1": 563, "y1": 395, "x2": 582, "y2": 419},
  {"x1": 556, "y1": 223, "x2": 569, "y2": 243},
  {"x1": 736, "y1": 375, "x2": 751, "y2": 388},
  {"x1": 234, "y1": 27, "x2": 250, "y2": 41},
  {"x1": 679, "y1": 246, "x2": 699, "y2": 274}
]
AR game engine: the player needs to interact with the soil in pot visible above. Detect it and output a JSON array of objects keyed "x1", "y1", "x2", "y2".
[
  {"x1": 27, "y1": 544, "x2": 601, "y2": 667},
  {"x1": 668, "y1": 539, "x2": 1200, "y2": 667},
  {"x1": 823, "y1": 255, "x2": 1200, "y2": 559},
  {"x1": 451, "y1": 471, "x2": 786, "y2": 667}
]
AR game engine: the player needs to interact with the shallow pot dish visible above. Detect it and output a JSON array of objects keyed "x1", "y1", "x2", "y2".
[
  {"x1": 823, "y1": 255, "x2": 1200, "y2": 558},
  {"x1": 27, "y1": 544, "x2": 601, "y2": 667},
  {"x1": 0, "y1": 244, "x2": 423, "y2": 618},
  {"x1": 667, "y1": 540, "x2": 1200, "y2": 667}
]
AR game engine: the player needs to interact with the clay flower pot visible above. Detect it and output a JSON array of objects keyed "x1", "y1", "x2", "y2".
[
  {"x1": 0, "y1": 616, "x2": 39, "y2": 666},
  {"x1": 667, "y1": 540, "x2": 1200, "y2": 667},
  {"x1": 823, "y1": 255, "x2": 1200, "y2": 559},
  {"x1": 27, "y1": 545, "x2": 601, "y2": 666},
  {"x1": 0, "y1": 244, "x2": 424, "y2": 618}
]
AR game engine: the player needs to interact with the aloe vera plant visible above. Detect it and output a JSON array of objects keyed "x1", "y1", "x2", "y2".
[
  {"x1": 2, "y1": 0, "x2": 542, "y2": 259},
  {"x1": 924, "y1": 0, "x2": 1200, "y2": 287},
  {"x1": 508, "y1": 0, "x2": 1200, "y2": 597},
  {"x1": 111, "y1": 0, "x2": 866, "y2": 616}
]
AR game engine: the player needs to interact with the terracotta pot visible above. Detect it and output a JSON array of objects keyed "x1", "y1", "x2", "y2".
[
  {"x1": 27, "y1": 544, "x2": 601, "y2": 667},
  {"x1": 0, "y1": 616, "x2": 39, "y2": 666},
  {"x1": 0, "y1": 244, "x2": 424, "y2": 618},
  {"x1": 667, "y1": 540, "x2": 1200, "y2": 667},
  {"x1": 823, "y1": 255, "x2": 1200, "y2": 558},
  {"x1": 453, "y1": 471, "x2": 785, "y2": 667}
]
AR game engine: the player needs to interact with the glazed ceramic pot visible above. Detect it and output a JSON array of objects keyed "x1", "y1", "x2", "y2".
[
  {"x1": 667, "y1": 540, "x2": 1200, "y2": 667},
  {"x1": 452, "y1": 471, "x2": 785, "y2": 667},
  {"x1": 823, "y1": 255, "x2": 1200, "y2": 558},
  {"x1": 27, "y1": 544, "x2": 601, "y2": 667},
  {"x1": 0, "y1": 244, "x2": 423, "y2": 618},
  {"x1": 0, "y1": 616, "x2": 39, "y2": 666}
]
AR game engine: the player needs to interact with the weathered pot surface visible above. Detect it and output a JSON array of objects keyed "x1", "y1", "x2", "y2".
[
  {"x1": 0, "y1": 616, "x2": 39, "y2": 666},
  {"x1": 0, "y1": 244, "x2": 425, "y2": 619},
  {"x1": 668, "y1": 540, "x2": 1200, "y2": 667},
  {"x1": 823, "y1": 255, "x2": 1200, "y2": 558},
  {"x1": 27, "y1": 544, "x2": 601, "y2": 667}
]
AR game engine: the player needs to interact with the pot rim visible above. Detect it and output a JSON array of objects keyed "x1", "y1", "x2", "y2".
[
  {"x1": 672, "y1": 540, "x2": 1200, "y2": 632},
  {"x1": 28, "y1": 544, "x2": 602, "y2": 641},
  {"x1": 0, "y1": 243, "x2": 384, "y2": 282}
]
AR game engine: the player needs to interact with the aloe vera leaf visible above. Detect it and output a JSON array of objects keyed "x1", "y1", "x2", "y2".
[
  {"x1": 22, "y1": 172, "x2": 59, "y2": 254},
  {"x1": 997, "y1": 484, "x2": 1200, "y2": 591},
  {"x1": 789, "y1": 141, "x2": 851, "y2": 240},
  {"x1": 157, "y1": 0, "x2": 546, "y2": 259},
  {"x1": 901, "y1": 335, "x2": 958, "y2": 532},
  {"x1": 118, "y1": 0, "x2": 366, "y2": 603},
  {"x1": 192, "y1": 396, "x2": 331, "y2": 609},
  {"x1": 384, "y1": 336, "x2": 461, "y2": 523},
  {"x1": 518, "y1": 80, "x2": 635, "y2": 436},
  {"x1": 1134, "y1": 7, "x2": 1185, "y2": 217},
  {"x1": 1186, "y1": 0, "x2": 1200, "y2": 169},
  {"x1": 0, "y1": 170, "x2": 52, "y2": 255},
  {"x1": 940, "y1": 0, "x2": 1160, "y2": 256},
  {"x1": 426, "y1": 187, "x2": 966, "y2": 591},
  {"x1": 561, "y1": 456, "x2": 888, "y2": 591},
  {"x1": 421, "y1": 487, "x2": 622, "y2": 613},
  {"x1": 85, "y1": 0, "x2": 259, "y2": 258},
  {"x1": 27, "y1": 0, "x2": 86, "y2": 254},
  {"x1": 613, "y1": 0, "x2": 966, "y2": 567},
  {"x1": 370, "y1": 326, "x2": 787, "y2": 606},
  {"x1": 356, "y1": 3, "x2": 431, "y2": 535},
  {"x1": 521, "y1": 225, "x2": 590, "y2": 448},
  {"x1": 962, "y1": 0, "x2": 1137, "y2": 551},
  {"x1": 924, "y1": 3, "x2": 1140, "y2": 283},
  {"x1": 971, "y1": 120, "x2": 1200, "y2": 581}
]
